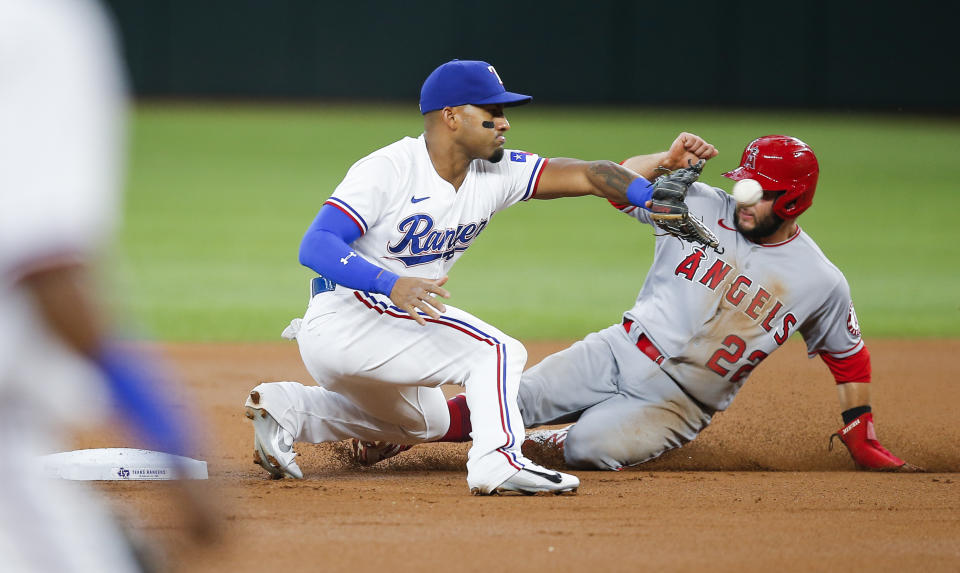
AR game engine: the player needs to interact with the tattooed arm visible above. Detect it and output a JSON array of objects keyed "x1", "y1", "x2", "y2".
[
  {"x1": 534, "y1": 132, "x2": 718, "y2": 201},
  {"x1": 534, "y1": 159, "x2": 640, "y2": 201}
]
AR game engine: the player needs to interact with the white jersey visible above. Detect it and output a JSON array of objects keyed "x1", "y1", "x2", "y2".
[
  {"x1": 256, "y1": 137, "x2": 562, "y2": 492},
  {"x1": 0, "y1": 0, "x2": 124, "y2": 412},
  {"x1": 0, "y1": 0, "x2": 122, "y2": 417},
  {"x1": 617, "y1": 183, "x2": 863, "y2": 411},
  {"x1": 0, "y1": 0, "x2": 124, "y2": 283},
  {"x1": 0, "y1": 1, "x2": 139, "y2": 571},
  {"x1": 323, "y1": 135, "x2": 547, "y2": 278}
]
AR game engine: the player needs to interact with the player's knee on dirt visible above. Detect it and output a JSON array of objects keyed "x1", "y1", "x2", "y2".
[
  {"x1": 402, "y1": 401, "x2": 449, "y2": 442},
  {"x1": 563, "y1": 428, "x2": 625, "y2": 470},
  {"x1": 379, "y1": 385, "x2": 451, "y2": 443},
  {"x1": 564, "y1": 412, "x2": 691, "y2": 471},
  {"x1": 565, "y1": 432, "x2": 673, "y2": 471}
]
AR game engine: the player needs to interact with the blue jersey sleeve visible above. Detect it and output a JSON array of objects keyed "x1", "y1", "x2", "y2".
[
  {"x1": 298, "y1": 204, "x2": 399, "y2": 296},
  {"x1": 96, "y1": 345, "x2": 191, "y2": 456}
]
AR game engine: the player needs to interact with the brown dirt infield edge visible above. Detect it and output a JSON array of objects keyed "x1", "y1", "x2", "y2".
[{"x1": 77, "y1": 339, "x2": 960, "y2": 572}]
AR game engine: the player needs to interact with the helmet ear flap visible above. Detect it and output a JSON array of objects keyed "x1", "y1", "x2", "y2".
[{"x1": 774, "y1": 196, "x2": 799, "y2": 219}]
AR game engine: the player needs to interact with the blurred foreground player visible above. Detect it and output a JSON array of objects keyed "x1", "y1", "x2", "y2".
[{"x1": 0, "y1": 1, "x2": 212, "y2": 571}]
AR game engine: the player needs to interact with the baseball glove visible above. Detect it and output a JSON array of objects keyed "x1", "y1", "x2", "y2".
[{"x1": 649, "y1": 160, "x2": 722, "y2": 253}]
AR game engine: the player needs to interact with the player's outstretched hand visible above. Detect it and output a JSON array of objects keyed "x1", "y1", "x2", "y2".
[
  {"x1": 662, "y1": 132, "x2": 718, "y2": 171},
  {"x1": 390, "y1": 276, "x2": 451, "y2": 326}
]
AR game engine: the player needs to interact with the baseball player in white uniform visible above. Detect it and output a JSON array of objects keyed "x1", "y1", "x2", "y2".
[
  {"x1": 515, "y1": 135, "x2": 915, "y2": 471},
  {"x1": 244, "y1": 59, "x2": 718, "y2": 494},
  {"x1": 0, "y1": 1, "x2": 210, "y2": 570}
]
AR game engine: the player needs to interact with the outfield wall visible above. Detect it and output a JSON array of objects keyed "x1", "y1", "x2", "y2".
[{"x1": 102, "y1": 0, "x2": 958, "y2": 112}]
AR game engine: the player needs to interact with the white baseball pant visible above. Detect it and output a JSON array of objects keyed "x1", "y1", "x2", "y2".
[{"x1": 252, "y1": 286, "x2": 530, "y2": 491}]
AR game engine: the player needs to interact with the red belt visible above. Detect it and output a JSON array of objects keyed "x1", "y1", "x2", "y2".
[{"x1": 622, "y1": 319, "x2": 664, "y2": 365}]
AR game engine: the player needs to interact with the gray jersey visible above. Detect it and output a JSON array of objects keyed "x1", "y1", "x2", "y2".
[
  {"x1": 618, "y1": 183, "x2": 863, "y2": 411},
  {"x1": 517, "y1": 182, "x2": 866, "y2": 470}
]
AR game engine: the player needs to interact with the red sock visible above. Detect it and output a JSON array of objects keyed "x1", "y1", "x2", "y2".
[{"x1": 438, "y1": 394, "x2": 472, "y2": 442}]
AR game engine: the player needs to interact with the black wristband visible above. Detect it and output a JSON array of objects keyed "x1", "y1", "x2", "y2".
[{"x1": 841, "y1": 405, "x2": 871, "y2": 425}]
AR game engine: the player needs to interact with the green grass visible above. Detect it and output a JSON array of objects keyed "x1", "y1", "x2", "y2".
[{"x1": 117, "y1": 104, "x2": 960, "y2": 340}]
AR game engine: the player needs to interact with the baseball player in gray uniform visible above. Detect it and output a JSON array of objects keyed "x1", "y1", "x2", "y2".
[
  {"x1": 386, "y1": 135, "x2": 914, "y2": 474},
  {"x1": 244, "y1": 59, "x2": 718, "y2": 494},
  {"x1": 517, "y1": 135, "x2": 915, "y2": 471}
]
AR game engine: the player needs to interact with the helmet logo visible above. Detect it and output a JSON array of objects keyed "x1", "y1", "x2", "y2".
[{"x1": 745, "y1": 146, "x2": 759, "y2": 170}]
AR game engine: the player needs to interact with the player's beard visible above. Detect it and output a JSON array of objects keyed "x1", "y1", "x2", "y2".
[
  {"x1": 488, "y1": 147, "x2": 504, "y2": 163},
  {"x1": 735, "y1": 208, "x2": 784, "y2": 241}
]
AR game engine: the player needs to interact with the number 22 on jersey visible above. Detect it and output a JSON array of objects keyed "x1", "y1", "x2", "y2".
[{"x1": 706, "y1": 334, "x2": 768, "y2": 383}]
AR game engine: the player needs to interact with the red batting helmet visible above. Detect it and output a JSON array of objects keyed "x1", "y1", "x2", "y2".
[{"x1": 722, "y1": 135, "x2": 819, "y2": 219}]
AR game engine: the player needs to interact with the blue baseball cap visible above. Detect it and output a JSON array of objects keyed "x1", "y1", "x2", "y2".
[{"x1": 419, "y1": 59, "x2": 532, "y2": 114}]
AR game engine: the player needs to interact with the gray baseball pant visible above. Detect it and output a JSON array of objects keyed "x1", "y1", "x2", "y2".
[{"x1": 518, "y1": 323, "x2": 712, "y2": 470}]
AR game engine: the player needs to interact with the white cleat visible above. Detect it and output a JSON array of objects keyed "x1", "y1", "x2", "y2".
[
  {"x1": 350, "y1": 439, "x2": 412, "y2": 466},
  {"x1": 244, "y1": 391, "x2": 302, "y2": 479},
  {"x1": 472, "y1": 462, "x2": 579, "y2": 496}
]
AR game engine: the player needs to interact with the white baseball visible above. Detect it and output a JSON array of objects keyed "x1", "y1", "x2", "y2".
[{"x1": 732, "y1": 178, "x2": 763, "y2": 206}]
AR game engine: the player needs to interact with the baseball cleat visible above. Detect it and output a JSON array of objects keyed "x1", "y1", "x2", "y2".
[
  {"x1": 521, "y1": 426, "x2": 571, "y2": 469},
  {"x1": 245, "y1": 391, "x2": 302, "y2": 479},
  {"x1": 472, "y1": 462, "x2": 579, "y2": 496},
  {"x1": 350, "y1": 439, "x2": 412, "y2": 466}
]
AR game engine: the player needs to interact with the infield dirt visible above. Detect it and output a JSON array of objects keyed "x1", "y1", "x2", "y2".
[{"x1": 78, "y1": 339, "x2": 960, "y2": 572}]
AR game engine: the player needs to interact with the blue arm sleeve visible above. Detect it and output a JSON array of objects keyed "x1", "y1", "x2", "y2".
[
  {"x1": 298, "y1": 204, "x2": 399, "y2": 296},
  {"x1": 626, "y1": 176, "x2": 654, "y2": 210},
  {"x1": 96, "y1": 345, "x2": 190, "y2": 456}
]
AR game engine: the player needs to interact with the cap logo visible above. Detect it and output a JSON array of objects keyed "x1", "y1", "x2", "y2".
[
  {"x1": 745, "y1": 146, "x2": 759, "y2": 170},
  {"x1": 487, "y1": 65, "x2": 504, "y2": 86}
]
